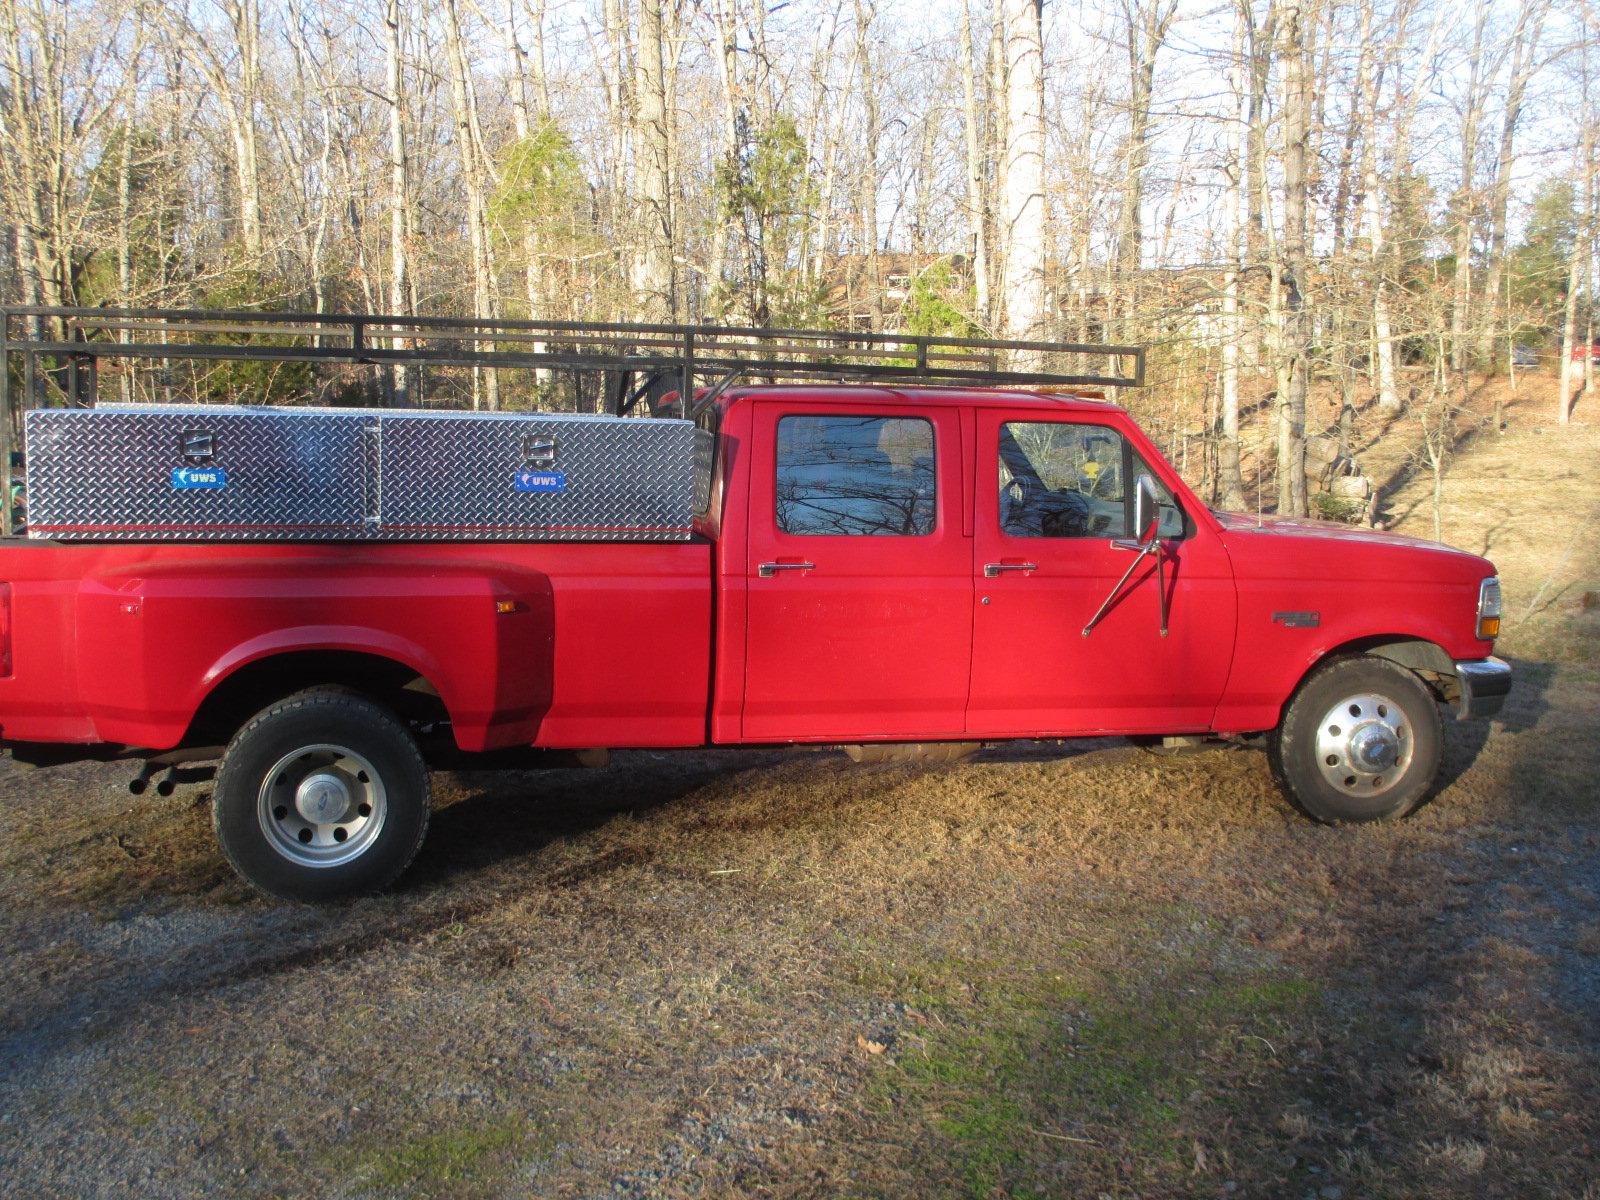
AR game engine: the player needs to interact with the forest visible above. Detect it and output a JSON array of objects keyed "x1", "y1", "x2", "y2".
[{"x1": 1, "y1": 0, "x2": 1596, "y2": 516}]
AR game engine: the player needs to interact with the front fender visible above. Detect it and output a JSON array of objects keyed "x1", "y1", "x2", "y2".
[{"x1": 1211, "y1": 587, "x2": 1495, "y2": 733}]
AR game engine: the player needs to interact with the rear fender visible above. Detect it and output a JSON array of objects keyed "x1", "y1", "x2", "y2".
[{"x1": 74, "y1": 564, "x2": 555, "y2": 751}]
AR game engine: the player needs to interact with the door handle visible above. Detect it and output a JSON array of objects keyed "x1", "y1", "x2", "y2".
[
  {"x1": 758, "y1": 560, "x2": 815, "y2": 578},
  {"x1": 983, "y1": 561, "x2": 1038, "y2": 577}
]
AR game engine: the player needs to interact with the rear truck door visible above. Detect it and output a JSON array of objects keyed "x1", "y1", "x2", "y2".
[
  {"x1": 967, "y1": 408, "x2": 1237, "y2": 737},
  {"x1": 741, "y1": 400, "x2": 972, "y2": 740}
]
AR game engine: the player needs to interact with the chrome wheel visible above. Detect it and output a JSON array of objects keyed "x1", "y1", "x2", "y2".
[
  {"x1": 256, "y1": 743, "x2": 387, "y2": 868},
  {"x1": 1313, "y1": 692, "x2": 1413, "y2": 798}
]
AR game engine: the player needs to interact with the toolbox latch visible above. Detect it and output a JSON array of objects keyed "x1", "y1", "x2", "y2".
[
  {"x1": 521, "y1": 433, "x2": 557, "y2": 469},
  {"x1": 177, "y1": 428, "x2": 216, "y2": 465}
]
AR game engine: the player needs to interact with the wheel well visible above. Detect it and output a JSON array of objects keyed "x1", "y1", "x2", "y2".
[
  {"x1": 1312, "y1": 636, "x2": 1459, "y2": 704},
  {"x1": 185, "y1": 651, "x2": 450, "y2": 746}
]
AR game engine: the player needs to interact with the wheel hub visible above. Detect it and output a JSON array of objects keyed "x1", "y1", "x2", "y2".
[
  {"x1": 295, "y1": 771, "x2": 353, "y2": 824},
  {"x1": 1348, "y1": 723, "x2": 1400, "y2": 772},
  {"x1": 1313, "y1": 692, "x2": 1414, "y2": 798},
  {"x1": 257, "y1": 744, "x2": 388, "y2": 869}
]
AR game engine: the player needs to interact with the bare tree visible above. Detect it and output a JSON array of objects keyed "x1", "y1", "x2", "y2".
[
  {"x1": 1217, "y1": 0, "x2": 1249, "y2": 510},
  {"x1": 1275, "y1": 0, "x2": 1313, "y2": 517},
  {"x1": 171, "y1": 0, "x2": 267, "y2": 264},
  {"x1": 381, "y1": 0, "x2": 413, "y2": 403},
  {"x1": 960, "y1": 3, "x2": 991, "y2": 328},
  {"x1": 1447, "y1": 0, "x2": 1493, "y2": 373},
  {"x1": 632, "y1": 0, "x2": 675, "y2": 321},
  {"x1": 998, "y1": 0, "x2": 1045, "y2": 352},
  {"x1": 1558, "y1": 4, "x2": 1596, "y2": 425},
  {"x1": 1113, "y1": 0, "x2": 1178, "y2": 336},
  {"x1": 443, "y1": 0, "x2": 501, "y2": 408}
]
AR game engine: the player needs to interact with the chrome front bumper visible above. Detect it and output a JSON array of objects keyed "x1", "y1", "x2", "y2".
[{"x1": 1454, "y1": 657, "x2": 1513, "y2": 720}]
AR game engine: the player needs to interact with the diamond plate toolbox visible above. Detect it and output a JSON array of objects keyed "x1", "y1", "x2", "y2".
[
  {"x1": 24, "y1": 405, "x2": 713, "y2": 542},
  {"x1": 25, "y1": 405, "x2": 372, "y2": 540},
  {"x1": 377, "y1": 412, "x2": 710, "y2": 540}
]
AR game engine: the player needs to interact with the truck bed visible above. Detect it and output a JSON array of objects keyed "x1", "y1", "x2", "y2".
[{"x1": 0, "y1": 538, "x2": 713, "y2": 752}]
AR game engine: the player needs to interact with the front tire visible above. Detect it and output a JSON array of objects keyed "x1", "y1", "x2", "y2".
[
  {"x1": 1270, "y1": 655, "x2": 1443, "y2": 824},
  {"x1": 213, "y1": 689, "x2": 431, "y2": 902}
]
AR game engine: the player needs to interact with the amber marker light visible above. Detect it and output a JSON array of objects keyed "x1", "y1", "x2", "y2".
[{"x1": 1476, "y1": 576, "x2": 1502, "y2": 641}]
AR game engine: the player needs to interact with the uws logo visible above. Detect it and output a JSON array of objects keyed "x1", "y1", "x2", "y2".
[
  {"x1": 170, "y1": 466, "x2": 227, "y2": 490},
  {"x1": 513, "y1": 470, "x2": 566, "y2": 493}
]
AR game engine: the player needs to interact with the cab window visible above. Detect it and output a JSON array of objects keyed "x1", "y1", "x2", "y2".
[
  {"x1": 776, "y1": 415, "x2": 936, "y2": 536},
  {"x1": 998, "y1": 421, "x2": 1183, "y2": 538}
]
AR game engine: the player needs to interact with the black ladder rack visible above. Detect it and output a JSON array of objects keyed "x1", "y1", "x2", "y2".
[{"x1": 0, "y1": 306, "x2": 1147, "y2": 536}]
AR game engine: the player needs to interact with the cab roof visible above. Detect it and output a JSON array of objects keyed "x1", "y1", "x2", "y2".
[{"x1": 715, "y1": 383, "x2": 1125, "y2": 415}]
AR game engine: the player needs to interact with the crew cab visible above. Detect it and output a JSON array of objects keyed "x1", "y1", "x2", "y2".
[{"x1": 0, "y1": 384, "x2": 1510, "y2": 901}]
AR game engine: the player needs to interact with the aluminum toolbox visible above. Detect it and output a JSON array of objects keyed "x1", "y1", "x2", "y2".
[
  {"x1": 24, "y1": 405, "x2": 372, "y2": 540},
  {"x1": 377, "y1": 411, "x2": 710, "y2": 540},
  {"x1": 23, "y1": 404, "x2": 712, "y2": 542}
]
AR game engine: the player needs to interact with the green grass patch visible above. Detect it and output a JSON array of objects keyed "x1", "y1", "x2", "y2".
[
  {"x1": 351, "y1": 1116, "x2": 552, "y2": 1195},
  {"x1": 856, "y1": 941, "x2": 1322, "y2": 1199}
]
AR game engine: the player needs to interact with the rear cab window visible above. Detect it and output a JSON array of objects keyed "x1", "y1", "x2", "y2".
[{"x1": 775, "y1": 415, "x2": 936, "y2": 536}]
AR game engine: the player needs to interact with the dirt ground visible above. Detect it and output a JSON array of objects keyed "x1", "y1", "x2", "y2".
[{"x1": 1, "y1": 380, "x2": 1597, "y2": 1200}]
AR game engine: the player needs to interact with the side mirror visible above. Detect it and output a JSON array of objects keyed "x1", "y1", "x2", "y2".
[{"x1": 1133, "y1": 473, "x2": 1160, "y2": 543}]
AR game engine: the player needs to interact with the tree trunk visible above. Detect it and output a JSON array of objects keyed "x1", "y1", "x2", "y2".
[
  {"x1": 1115, "y1": 1, "x2": 1177, "y2": 338},
  {"x1": 1218, "y1": 5, "x2": 1247, "y2": 511},
  {"x1": 383, "y1": 0, "x2": 412, "y2": 406},
  {"x1": 854, "y1": 0, "x2": 882, "y2": 327},
  {"x1": 232, "y1": 0, "x2": 263, "y2": 263},
  {"x1": 999, "y1": 0, "x2": 1046, "y2": 356},
  {"x1": 504, "y1": 0, "x2": 551, "y2": 388},
  {"x1": 1448, "y1": 0, "x2": 1490, "y2": 373},
  {"x1": 1238, "y1": 0, "x2": 1275, "y2": 375},
  {"x1": 182, "y1": 0, "x2": 265, "y2": 263},
  {"x1": 1559, "y1": 110, "x2": 1596, "y2": 423},
  {"x1": 632, "y1": 0, "x2": 674, "y2": 322},
  {"x1": 444, "y1": 0, "x2": 500, "y2": 409},
  {"x1": 960, "y1": 4, "x2": 990, "y2": 327},
  {"x1": 1479, "y1": 0, "x2": 1550, "y2": 364},
  {"x1": 1276, "y1": 0, "x2": 1311, "y2": 518},
  {"x1": 1363, "y1": 1, "x2": 1400, "y2": 412},
  {"x1": 710, "y1": 0, "x2": 741, "y2": 308}
]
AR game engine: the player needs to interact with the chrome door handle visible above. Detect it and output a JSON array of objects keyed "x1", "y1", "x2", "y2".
[
  {"x1": 983, "y1": 562, "x2": 1038, "y2": 577},
  {"x1": 758, "y1": 561, "x2": 815, "y2": 577}
]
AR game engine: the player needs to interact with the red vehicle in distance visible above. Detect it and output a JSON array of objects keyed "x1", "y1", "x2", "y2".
[{"x1": 0, "y1": 311, "x2": 1511, "y2": 902}]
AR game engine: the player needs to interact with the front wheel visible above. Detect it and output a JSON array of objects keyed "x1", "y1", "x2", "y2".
[
  {"x1": 1270, "y1": 656, "x2": 1443, "y2": 824},
  {"x1": 213, "y1": 689, "x2": 431, "y2": 902}
]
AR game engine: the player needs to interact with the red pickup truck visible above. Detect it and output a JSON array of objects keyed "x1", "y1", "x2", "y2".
[{"x1": 0, "y1": 381, "x2": 1510, "y2": 901}]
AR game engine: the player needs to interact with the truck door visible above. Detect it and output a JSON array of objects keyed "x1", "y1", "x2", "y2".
[
  {"x1": 967, "y1": 410, "x2": 1237, "y2": 736},
  {"x1": 742, "y1": 401, "x2": 971, "y2": 740}
]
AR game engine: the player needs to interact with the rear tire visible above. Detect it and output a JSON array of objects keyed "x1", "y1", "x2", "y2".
[
  {"x1": 213, "y1": 689, "x2": 430, "y2": 902},
  {"x1": 1269, "y1": 655, "x2": 1443, "y2": 824}
]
